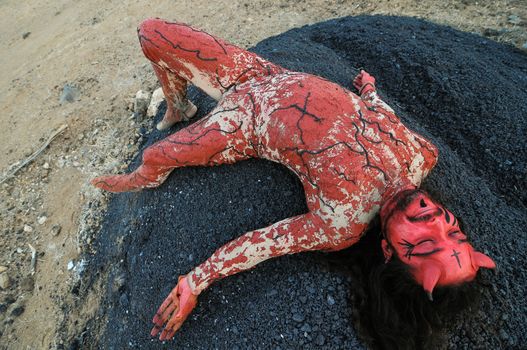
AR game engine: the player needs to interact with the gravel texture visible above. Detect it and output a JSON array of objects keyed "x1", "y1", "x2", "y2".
[{"x1": 81, "y1": 16, "x2": 526, "y2": 349}]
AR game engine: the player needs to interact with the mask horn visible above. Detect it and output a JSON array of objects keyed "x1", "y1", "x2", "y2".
[
  {"x1": 473, "y1": 251, "x2": 496, "y2": 269},
  {"x1": 421, "y1": 261, "x2": 442, "y2": 301}
]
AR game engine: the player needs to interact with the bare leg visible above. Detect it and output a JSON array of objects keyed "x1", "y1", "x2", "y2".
[
  {"x1": 137, "y1": 18, "x2": 283, "y2": 128},
  {"x1": 151, "y1": 64, "x2": 197, "y2": 130},
  {"x1": 92, "y1": 103, "x2": 256, "y2": 192}
]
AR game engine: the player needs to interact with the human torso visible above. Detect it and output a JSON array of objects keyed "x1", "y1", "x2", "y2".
[{"x1": 222, "y1": 72, "x2": 438, "y2": 248}]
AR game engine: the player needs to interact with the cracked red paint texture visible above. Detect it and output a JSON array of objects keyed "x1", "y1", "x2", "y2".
[{"x1": 92, "y1": 19, "x2": 439, "y2": 339}]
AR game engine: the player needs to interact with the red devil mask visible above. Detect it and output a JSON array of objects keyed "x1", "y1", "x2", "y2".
[{"x1": 380, "y1": 189, "x2": 496, "y2": 300}]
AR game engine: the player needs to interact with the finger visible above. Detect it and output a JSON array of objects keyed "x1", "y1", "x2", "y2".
[
  {"x1": 152, "y1": 305, "x2": 169, "y2": 325},
  {"x1": 153, "y1": 304, "x2": 178, "y2": 328},
  {"x1": 159, "y1": 323, "x2": 178, "y2": 341},
  {"x1": 159, "y1": 328, "x2": 171, "y2": 341},
  {"x1": 160, "y1": 318, "x2": 184, "y2": 341},
  {"x1": 160, "y1": 301, "x2": 178, "y2": 324},
  {"x1": 159, "y1": 294, "x2": 175, "y2": 312},
  {"x1": 154, "y1": 296, "x2": 174, "y2": 319},
  {"x1": 164, "y1": 314, "x2": 180, "y2": 333},
  {"x1": 165, "y1": 328, "x2": 177, "y2": 340},
  {"x1": 150, "y1": 325, "x2": 162, "y2": 337}
]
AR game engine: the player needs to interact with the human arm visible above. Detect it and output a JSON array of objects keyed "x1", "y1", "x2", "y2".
[
  {"x1": 151, "y1": 211, "x2": 335, "y2": 340},
  {"x1": 353, "y1": 69, "x2": 395, "y2": 114}
]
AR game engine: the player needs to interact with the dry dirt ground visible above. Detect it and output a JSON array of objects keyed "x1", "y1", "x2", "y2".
[{"x1": 0, "y1": 0, "x2": 525, "y2": 348}]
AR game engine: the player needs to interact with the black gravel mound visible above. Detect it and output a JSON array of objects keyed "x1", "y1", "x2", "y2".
[{"x1": 82, "y1": 16, "x2": 527, "y2": 349}]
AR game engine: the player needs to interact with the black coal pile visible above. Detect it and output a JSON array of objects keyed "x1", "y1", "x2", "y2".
[{"x1": 79, "y1": 16, "x2": 526, "y2": 349}]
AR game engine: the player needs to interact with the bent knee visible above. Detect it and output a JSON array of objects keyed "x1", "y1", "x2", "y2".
[
  {"x1": 137, "y1": 18, "x2": 190, "y2": 63},
  {"x1": 137, "y1": 18, "x2": 190, "y2": 39},
  {"x1": 137, "y1": 18, "x2": 164, "y2": 37}
]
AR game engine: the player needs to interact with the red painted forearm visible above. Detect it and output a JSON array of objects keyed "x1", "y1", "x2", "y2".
[{"x1": 187, "y1": 212, "x2": 332, "y2": 294}]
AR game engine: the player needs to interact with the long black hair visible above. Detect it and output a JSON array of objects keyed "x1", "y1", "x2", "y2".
[{"x1": 332, "y1": 215, "x2": 480, "y2": 350}]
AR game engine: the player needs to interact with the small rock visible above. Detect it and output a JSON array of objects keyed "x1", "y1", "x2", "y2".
[
  {"x1": 300, "y1": 323, "x2": 311, "y2": 332},
  {"x1": 119, "y1": 293, "x2": 129, "y2": 308},
  {"x1": 59, "y1": 84, "x2": 79, "y2": 104},
  {"x1": 267, "y1": 289, "x2": 278, "y2": 297},
  {"x1": 23, "y1": 225, "x2": 33, "y2": 233},
  {"x1": 67, "y1": 261, "x2": 75, "y2": 270},
  {"x1": 0, "y1": 266, "x2": 7, "y2": 273},
  {"x1": 37, "y1": 216, "x2": 47, "y2": 225},
  {"x1": 51, "y1": 224, "x2": 62, "y2": 236},
  {"x1": 112, "y1": 273, "x2": 126, "y2": 293},
  {"x1": 508, "y1": 15, "x2": 521, "y2": 25},
  {"x1": 327, "y1": 295, "x2": 335, "y2": 305},
  {"x1": 43, "y1": 162, "x2": 50, "y2": 169},
  {"x1": 314, "y1": 334, "x2": 325, "y2": 346},
  {"x1": 147, "y1": 88, "x2": 165, "y2": 117},
  {"x1": 500, "y1": 329, "x2": 510, "y2": 341},
  {"x1": 522, "y1": 42, "x2": 527, "y2": 50},
  {"x1": 483, "y1": 28, "x2": 500, "y2": 37},
  {"x1": 292, "y1": 313, "x2": 305, "y2": 322},
  {"x1": 0, "y1": 274, "x2": 11, "y2": 289},
  {"x1": 134, "y1": 90, "x2": 151, "y2": 118},
  {"x1": 10, "y1": 304, "x2": 25, "y2": 317},
  {"x1": 2, "y1": 295, "x2": 15, "y2": 305},
  {"x1": 72, "y1": 161, "x2": 81, "y2": 167},
  {"x1": 22, "y1": 32, "x2": 31, "y2": 39},
  {"x1": 20, "y1": 276, "x2": 35, "y2": 292},
  {"x1": 16, "y1": 247, "x2": 23, "y2": 254}
]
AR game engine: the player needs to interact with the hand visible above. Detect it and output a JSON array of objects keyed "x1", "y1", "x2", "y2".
[
  {"x1": 353, "y1": 70, "x2": 376, "y2": 95},
  {"x1": 150, "y1": 275, "x2": 198, "y2": 341}
]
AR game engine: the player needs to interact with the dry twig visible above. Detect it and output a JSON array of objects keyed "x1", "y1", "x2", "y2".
[{"x1": 0, "y1": 124, "x2": 68, "y2": 184}]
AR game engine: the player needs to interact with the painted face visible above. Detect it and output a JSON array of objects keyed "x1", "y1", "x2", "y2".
[{"x1": 380, "y1": 190, "x2": 495, "y2": 298}]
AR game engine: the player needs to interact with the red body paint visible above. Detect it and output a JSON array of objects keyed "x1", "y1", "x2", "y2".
[
  {"x1": 380, "y1": 190, "x2": 495, "y2": 299},
  {"x1": 91, "y1": 18, "x2": 485, "y2": 340}
]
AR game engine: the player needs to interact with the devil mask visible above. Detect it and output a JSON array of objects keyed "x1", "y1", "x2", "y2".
[{"x1": 380, "y1": 189, "x2": 496, "y2": 300}]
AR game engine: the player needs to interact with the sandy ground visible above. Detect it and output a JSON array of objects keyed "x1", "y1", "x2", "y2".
[{"x1": 0, "y1": 0, "x2": 525, "y2": 348}]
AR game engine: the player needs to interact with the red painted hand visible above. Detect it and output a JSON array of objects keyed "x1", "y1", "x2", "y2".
[
  {"x1": 150, "y1": 275, "x2": 198, "y2": 341},
  {"x1": 353, "y1": 69, "x2": 376, "y2": 95}
]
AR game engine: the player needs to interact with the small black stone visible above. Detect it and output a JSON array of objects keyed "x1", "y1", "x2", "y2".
[
  {"x1": 292, "y1": 313, "x2": 305, "y2": 322},
  {"x1": 11, "y1": 305, "x2": 25, "y2": 317},
  {"x1": 315, "y1": 334, "x2": 325, "y2": 346}
]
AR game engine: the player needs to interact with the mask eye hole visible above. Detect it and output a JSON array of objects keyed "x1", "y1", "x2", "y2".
[{"x1": 420, "y1": 199, "x2": 427, "y2": 208}]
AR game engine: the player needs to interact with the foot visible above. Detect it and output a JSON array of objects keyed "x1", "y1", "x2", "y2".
[
  {"x1": 156, "y1": 101, "x2": 198, "y2": 131},
  {"x1": 91, "y1": 173, "x2": 146, "y2": 193}
]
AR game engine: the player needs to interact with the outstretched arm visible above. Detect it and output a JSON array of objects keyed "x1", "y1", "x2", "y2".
[
  {"x1": 353, "y1": 69, "x2": 395, "y2": 114},
  {"x1": 188, "y1": 212, "x2": 332, "y2": 292},
  {"x1": 151, "y1": 212, "x2": 334, "y2": 340}
]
